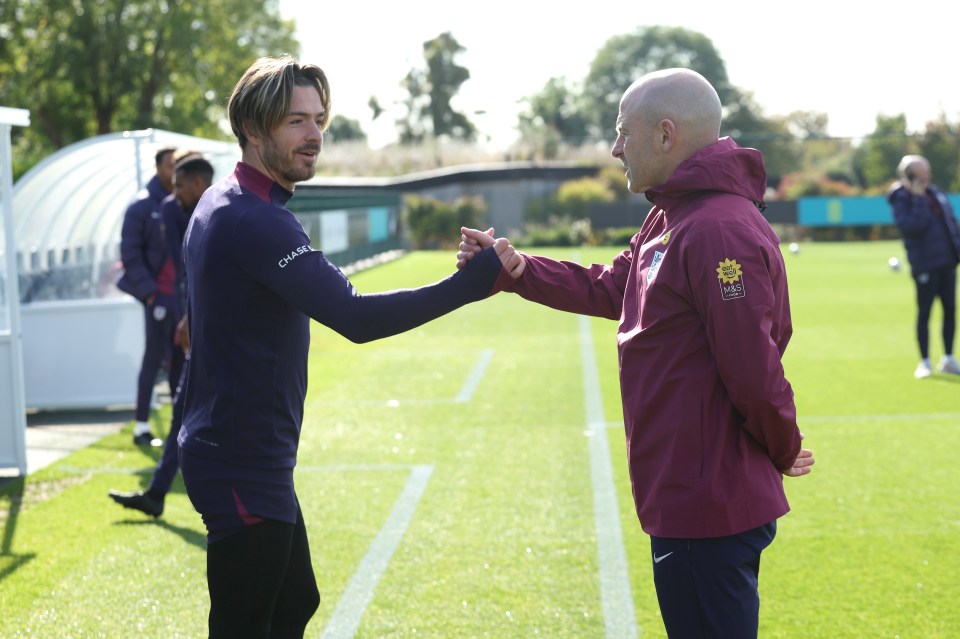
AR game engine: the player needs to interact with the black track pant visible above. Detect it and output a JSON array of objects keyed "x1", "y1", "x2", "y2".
[
  {"x1": 914, "y1": 265, "x2": 957, "y2": 359},
  {"x1": 206, "y1": 505, "x2": 320, "y2": 639}
]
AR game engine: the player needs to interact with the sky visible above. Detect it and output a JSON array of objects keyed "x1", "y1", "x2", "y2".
[{"x1": 277, "y1": 0, "x2": 959, "y2": 150}]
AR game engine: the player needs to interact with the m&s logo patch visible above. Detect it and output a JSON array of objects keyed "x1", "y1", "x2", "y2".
[{"x1": 715, "y1": 258, "x2": 745, "y2": 300}]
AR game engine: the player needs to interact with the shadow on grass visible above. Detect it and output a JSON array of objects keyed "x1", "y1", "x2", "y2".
[
  {"x1": 26, "y1": 408, "x2": 136, "y2": 427},
  {"x1": 0, "y1": 478, "x2": 37, "y2": 581},
  {"x1": 114, "y1": 518, "x2": 206, "y2": 551}
]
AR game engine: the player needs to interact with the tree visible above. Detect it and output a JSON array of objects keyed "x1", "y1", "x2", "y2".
[
  {"x1": 397, "y1": 64, "x2": 430, "y2": 144},
  {"x1": 581, "y1": 26, "x2": 731, "y2": 140},
  {"x1": 786, "y1": 110, "x2": 831, "y2": 140},
  {"x1": 517, "y1": 77, "x2": 591, "y2": 153},
  {"x1": 917, "y1": 114, "x2": 960, "y2": 192},
  {"x1": 1, "y1": 0, "x2": 298, "y2": 173},
  {"x1": 325, "y1": 114, "x2": 367, "y2": 144},
  {"x1": 368, "y1": 96, "x2": 385, "y2": 121},
  {"x1": 722, "y1": 88, "x2": 802, "y2": 187},
  {"x1": 519, "y1": 24, "x2": 796, "y2": 180},
  {"x1": 853, "y1": 114, "x2": 912, "y2": 191},
  {"x1": 396, "y1": 32, "x2": 475, "y2": 144}
]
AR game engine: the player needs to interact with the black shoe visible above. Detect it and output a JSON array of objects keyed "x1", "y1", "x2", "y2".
[
  {"x1": 109, "y1": 489, "x2": 164, "y2": 518},
  {"x1": 133, "y1": 432, "x2": 162, "y2": 447}
]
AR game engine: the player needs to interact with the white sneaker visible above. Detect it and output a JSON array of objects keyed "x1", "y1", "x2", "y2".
[
  {"x1": 914, "y1": 359, "x2": 933, "y2": 379},
  {"x1": 936, "y1": 355, "x2": 960, "y2": 375}
]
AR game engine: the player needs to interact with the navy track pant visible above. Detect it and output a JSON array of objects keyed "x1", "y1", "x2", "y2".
[
  {"x1": 913, "y1": 265, "x2": 957, "y2": 359},
  {"x1": 650, "y1": 521, "x2": 776, "y2": 639},
  {"x1": 148, "y1": 362, "x2": 186, "y2": 497},
  {"x1": 135, "y1": 293, "x2": 183, "y2": 422}
]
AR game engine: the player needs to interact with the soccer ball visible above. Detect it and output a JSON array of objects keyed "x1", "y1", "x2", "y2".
[
  {"x1": 788, "y1": 242, "x2": 800, "y2": 255},
  {"x1": 888, "y1": 257, "x2": 901, "y2": 271}
]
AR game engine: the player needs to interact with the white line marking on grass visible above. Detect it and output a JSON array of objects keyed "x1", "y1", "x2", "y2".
[
  {"x1": 320, "y1": 464, "x2": 434, "y2": 639},
  {"x1": 297, "y1": 464, "x2": 419, "y2": 473},
  {"x1": 799, "y1": 412, "x2": 960, "y2": 423},
  {"x1": 454, "y1": 348, "x2": 495, "y2": 403},
  {"x1": 329, "y1": 348, "x2": 495, "y2": 407},
  {"x1": 578, "y1": 315, "x2": 639, "y2": 639}
]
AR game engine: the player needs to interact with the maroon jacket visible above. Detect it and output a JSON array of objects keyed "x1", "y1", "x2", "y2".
[{"x1": 509, "y1": 137, "x2": 802, "y2": 538}]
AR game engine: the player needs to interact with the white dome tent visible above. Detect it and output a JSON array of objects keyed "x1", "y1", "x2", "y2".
[
  {"x1": 14, "y1": 129, "x2": 238, "y2": 303},
  {"x1": 10, "y1": 129, "x2": 238, "y2": 411}
]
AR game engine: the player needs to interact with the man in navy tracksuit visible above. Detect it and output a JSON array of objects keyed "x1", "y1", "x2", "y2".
[
  {"x1": 888, "y1": 154, "x2": 960, "y2": 378},
  {"x1": 117, "y1": 146, "x2": 179, "y2": 446},
  {"x1": 109, "y1": 153, "x2": 214, "y2": 517},
  {"x1": 177, "y1": 56, "x2": 523, "y2": 638}
]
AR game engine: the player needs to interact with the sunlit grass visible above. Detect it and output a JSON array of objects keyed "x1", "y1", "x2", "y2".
[{"x1": 1, "y1": 241, "x2": 958, "y2": 638}]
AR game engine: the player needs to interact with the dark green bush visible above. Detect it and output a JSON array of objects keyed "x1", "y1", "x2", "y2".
[
  {"x1": 597, "y1": 227, "x2": 637, "y2": 246},
  {"x1": 525, "y1": 176, "x2": 616, "y2": 224},
  {"x1": 517, "y1": 217, "x2": 593, "y2": 247},
  {"x1": 403, "y1": 194, "x2": 485, "y2": 249}
]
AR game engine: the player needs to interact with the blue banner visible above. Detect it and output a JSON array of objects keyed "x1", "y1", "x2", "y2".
[
  {"x1": 368, "y1": 207, "x2": 389, "y2": 242},
  {"x1": 798, "y1": 193, "x2": 960, "y2": 227}
]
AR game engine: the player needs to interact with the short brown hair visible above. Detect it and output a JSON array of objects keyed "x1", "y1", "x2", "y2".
[{"x1": 227, "y1": 55, "x2": 331, "y2": 149}]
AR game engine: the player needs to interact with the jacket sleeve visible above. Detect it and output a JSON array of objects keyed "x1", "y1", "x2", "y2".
[
  {"x1": 889, "y1": 187, "x2": 933, "y2": 237},
  {"x1": 233, "y1": 206, "x2": 505, "y2": 343},
  {"x1": 685, "y1": 224, "x2": 801, "y2": 472},
  {"x1": 504, "y1": 249, "x2": 632, "y2": 320},
  {"x1": 117, "y1": 198, "x2": 158, "y2": 302}
]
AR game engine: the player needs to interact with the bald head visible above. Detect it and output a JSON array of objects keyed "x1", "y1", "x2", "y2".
[
  {"x1": 612, "y1": 68, "x2": 722, "y2": 193},
  {"x1": 897, "y1": 154, "x2": 932, "y2": 192},
  {"x1": 622, "y1": 68, "x2": 721, "y2": 152},
  {"x1": 897, "y1": 154, "x2": 930, "y2": 179}
]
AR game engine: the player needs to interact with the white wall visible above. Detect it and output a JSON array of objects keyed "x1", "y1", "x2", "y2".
[
  {"x1": 0, "y1": 338, "x2": 26, "y2": 472},
  {"x1": 21, "y1": 297, "x2": 143, "y2": 409}
]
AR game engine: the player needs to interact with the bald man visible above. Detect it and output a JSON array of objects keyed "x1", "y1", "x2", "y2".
[
  {"x1": 888, "y1": 155, "x2": 960, "y2": 378},
  {"x1": 458, "y1": 68, "x2": 814, "y2": 638}
]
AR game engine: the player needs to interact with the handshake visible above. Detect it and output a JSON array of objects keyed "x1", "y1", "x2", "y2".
[{"x1": 456, "y1": 227, "x2": 525, "y2": 279}]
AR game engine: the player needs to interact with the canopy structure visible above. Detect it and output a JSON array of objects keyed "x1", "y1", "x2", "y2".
[
  {"x1": 3, "y1": 129, "x2": 239, "y2": 411},
  {"x1": 11, "y1": 129, "x2": 239, "y2": 303},
  {"x1": 1, "y1": 106, "x2": 30, "y2": 475}
]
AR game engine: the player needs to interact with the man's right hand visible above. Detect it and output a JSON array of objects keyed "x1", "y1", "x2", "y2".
[
  {"x1": 458, "y1": 227, "x2": 525, "y2": 279},
  {"x1": 905, "y1": 174, "x2": 929, "y2": 196},
  {"x1": 176, "y1": 315, "x2": 190, "y2": 354}
]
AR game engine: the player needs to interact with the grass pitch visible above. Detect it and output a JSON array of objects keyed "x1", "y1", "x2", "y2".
[{"x1": 1, "y1": 240, "x2": 958, "y2": 638}]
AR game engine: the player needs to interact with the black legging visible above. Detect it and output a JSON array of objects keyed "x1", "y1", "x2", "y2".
[
  {"x1": 914, "y1": 266, "x2": 957, "y2": 359},
  {"x1": 206, "y1": 505, "x2": 320, "y2": 639}
]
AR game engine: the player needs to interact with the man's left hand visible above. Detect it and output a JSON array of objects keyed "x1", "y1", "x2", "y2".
[{"x1": 784, "y1": 447, "x2": 814, "y2": 477}]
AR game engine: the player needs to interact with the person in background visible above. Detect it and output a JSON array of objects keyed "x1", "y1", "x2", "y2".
[
  {"x1": 458, "y1": 68, "x2": 814, "y2": 639},
  {"x1": 178, "y1": 55, "x2": 522, "y2": 638},
  {"x1": 888, "y1": 154, "x2": 960, "y2": 378},
  {"x1": 108, "y1": 152, "x2": 214, "y2": 518},
  {"x1": 116, "y1": 145, "x2": 178, "y2": 446}
]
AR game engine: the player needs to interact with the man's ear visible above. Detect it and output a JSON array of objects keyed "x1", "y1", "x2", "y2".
[
  {"x1": 242, "y1": 124, "x2": 262, "y2": 149},
  {"x1": 658, "y1": 119, "x2": 676, "y2": 152}
]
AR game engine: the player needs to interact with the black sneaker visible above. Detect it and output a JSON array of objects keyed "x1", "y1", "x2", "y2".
[
  {"x1": 133, "y1": 432, "x2": 162, "y2": 447},
  {"x1": 108, "y1": 490, "x2": 164, "y2": 518}
]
